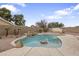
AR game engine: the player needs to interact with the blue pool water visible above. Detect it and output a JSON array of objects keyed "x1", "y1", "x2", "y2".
[{"x1": 21, "y1": 34, "x2": 62, "y2": 48}]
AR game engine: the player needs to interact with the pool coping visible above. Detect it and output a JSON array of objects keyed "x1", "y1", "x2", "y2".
[
  {"x1": 11, "y1": 33, "x2": 63, "y2": 48},
  {"x1": 10, "y1": 35, "x2": 27, "y2": 47}
]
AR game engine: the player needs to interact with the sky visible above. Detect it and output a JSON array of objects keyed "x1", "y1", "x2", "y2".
[{"x1": 0, "y1": 3, "x2": 79, "y2": 27}]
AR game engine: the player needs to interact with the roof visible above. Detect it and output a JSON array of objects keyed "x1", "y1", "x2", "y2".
[{"x1": 0, "y1": 17, "x2": 15, "y2": 26}]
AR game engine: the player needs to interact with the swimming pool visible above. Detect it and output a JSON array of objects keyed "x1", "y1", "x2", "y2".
[{"x1": 21, "y1": 34, "x2": 62, "y2": 48}]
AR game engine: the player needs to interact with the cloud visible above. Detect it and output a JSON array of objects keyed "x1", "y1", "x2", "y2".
[
  {"x1": 16, "y1": 3, "x2": 26, "y2": 7},
  {"x1": 47, "y1": 15, "x2": 62, "y2": 20},
  {"x1": 46, "y1": 4, "x2": 79, "y2": 20},
  {"x1": 55, "y1": 8, "x2": 71, "y2": 16},
  {"x1": 73, "y1": 4, "x2": 79, "y2": 10},
  {"x1": 46, "y1": 8, "x2": 72, "y2": 20},
  {"x1": 0, "y1": 4, "x2": 21, "y2": 14}
]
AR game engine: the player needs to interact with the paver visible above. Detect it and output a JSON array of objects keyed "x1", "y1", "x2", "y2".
[
  {"x1": 26, "y1": 47, "x2": 63, "y2": 56},
  {"x1": 58, "y1": 35, "x2": 79, "y2": 56},
  {"x1": 0, "y1": 47, "x2": 31, "y2": 56}
]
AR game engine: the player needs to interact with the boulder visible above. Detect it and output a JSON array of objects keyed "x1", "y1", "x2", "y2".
[{"x1": 15, "y1": 40, "x2": 23, "y2": 48}]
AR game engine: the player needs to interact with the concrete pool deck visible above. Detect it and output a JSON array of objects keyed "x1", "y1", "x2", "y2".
[{"x1": 0, "y1": 34, "x2": 79, "y2": 56}]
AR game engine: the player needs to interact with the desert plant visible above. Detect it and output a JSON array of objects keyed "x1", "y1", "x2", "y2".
[{"x1": 36, "y1": 20, "x2": 48, "y2": 32}]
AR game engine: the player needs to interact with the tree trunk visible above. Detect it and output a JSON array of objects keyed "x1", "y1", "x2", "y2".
[{"x1": 5, "y1": 28, "x2": 9, "y2": 37}]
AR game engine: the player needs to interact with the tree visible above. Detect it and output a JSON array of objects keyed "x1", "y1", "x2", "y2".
[
  {"x1": 13, "y1": 14, "x2": 25, "y2": 26},
  {"x1": 48, "y1": 22, "x2": 64, "y2": 28},
  {"x1": 0, "y1": 8, "x2": 26, "y2": 26},
  {"x1": 36, "y1": 20, "x2": 48, "y2": 32},
  {"x1": 0, "y1": 8, "x2": 12, "y2": 22},
  {"x1": 59, "y1": 23, "x2": 64, "y2": 27}
]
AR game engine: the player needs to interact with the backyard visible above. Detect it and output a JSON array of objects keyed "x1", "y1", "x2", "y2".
[{"x1": 0, "y1": 3, "x2": 79, "y2": 56}]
